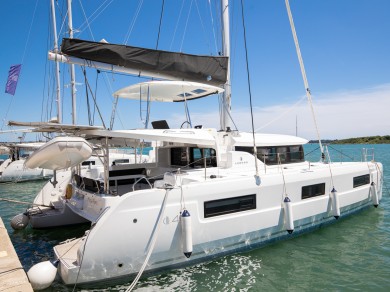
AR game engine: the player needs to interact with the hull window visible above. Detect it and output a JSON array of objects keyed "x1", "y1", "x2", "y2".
[
  {"x1": 204, "y1": 194, "x2": 256, "y2": 218},
  {"x1": 302, "y1": 183, "x2": 325, "y2": 199},
  {"x1": 353, "y1": 174, "x2": 370, "y2": 188}
]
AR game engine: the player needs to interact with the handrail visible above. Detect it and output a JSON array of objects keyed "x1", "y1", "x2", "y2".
[{"x1": 132, "y1": 176, "x2": 153, "y2": 191}]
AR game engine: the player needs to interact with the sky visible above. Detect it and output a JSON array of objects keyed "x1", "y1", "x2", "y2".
[{"x1": 0, "y1": 0, "x2": 389, "y2": 142}]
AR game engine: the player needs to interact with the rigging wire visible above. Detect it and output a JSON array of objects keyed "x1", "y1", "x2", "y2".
[
  {"x1": 180, "y1": 0, "x2": 194, "y2": 52},
  {"x1": 77, "y1": 0, "x2": 114, "y2": 36},
  {"x1": 219, "y1": 95, "x2": 238, "y2": 131},
  {"x1": 155, "y1": 0, "x2": 165, "y2": 50},
  {"x1": 84, "y1": 70, "x2": 93, "y2": 125},
  {"x1": 194, "y1": 0, "x2": 212, "y2": 54},
  {"x1": 123, "y1": 0, "x2": 144, "y2": 45},
  {"x1": 81, "y1": 67, "x2": 106, "y2": 129},
  {"x1": 56, "y1": 0, "x2": 68, "y2": 43},
  {"x1": 285, "y1": 0, "x2": 324, "y2": 161},
  {"x1": 78, "y1": 0, "x2": 97, "y2": 41},
  {"x1": 93, "y1": 70, "x2": 100, "y2": 125},
  {"x1": 21, "y1": 0, "x2": 39, "y2": 64},
  {"x1": 255, "y1": 95, "x2": 306, "y2": 132},
  {"x1": 208, "y1": 0, "x2": 219, "y2": 54},
  {"x1": 77, "y1": 0, "x2": 126, "y2": 129},
  {"x1": 240, "y1": 0, "x2": 260, "y2": 183},
  {"x1": 169, "y1": 0, "x2": 186, "y2": 51},
  {"x1": 77, "y1": 0, "x2": 150, "y2": 130}
]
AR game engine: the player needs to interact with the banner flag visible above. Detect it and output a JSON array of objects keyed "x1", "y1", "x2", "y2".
[{"x1": 5, "y1": 64, "x2": 22, "y2": 95}]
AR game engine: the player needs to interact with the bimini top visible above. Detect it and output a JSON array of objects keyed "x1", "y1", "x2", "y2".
[{"x1": 113, "y1": 80, "x2": 224, "y2": 102}]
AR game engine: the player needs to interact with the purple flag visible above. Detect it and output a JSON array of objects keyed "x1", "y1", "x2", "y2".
[{"x1": 5, "y1": 64, "x2": 22, "y2": 95}]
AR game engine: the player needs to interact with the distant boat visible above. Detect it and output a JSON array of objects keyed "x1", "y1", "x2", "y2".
[{"x1": 0, "y1": 142, "x2": 53, "y2": 183}]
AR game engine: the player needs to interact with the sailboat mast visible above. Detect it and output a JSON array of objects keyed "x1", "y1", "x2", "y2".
[
  {"x1": 67, "y1": 0, "x2": 77, "y2": 125},
  {"x1": 221, "y1": 0, "x2": 231, "y2": 131},
  {"x1": 50, "y1": 0, "x2": 61, "y2": 124}
]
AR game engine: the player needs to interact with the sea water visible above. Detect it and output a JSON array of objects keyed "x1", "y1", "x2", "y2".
[{"x1": 0, "y1": 144, "x2": 389, "y2": 291}]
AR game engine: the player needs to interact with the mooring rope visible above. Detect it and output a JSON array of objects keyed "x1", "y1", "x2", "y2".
[
  {"x1": 0, "y1": 198, "x2": 45, "y2": 207},
  {"x1": 125, "y1": 188, "x2": 171, "y2": 292}
]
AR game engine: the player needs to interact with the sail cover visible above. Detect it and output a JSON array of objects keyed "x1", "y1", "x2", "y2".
[{"x1": 61, "y1": 38, "x2": 228, "y2": 87}]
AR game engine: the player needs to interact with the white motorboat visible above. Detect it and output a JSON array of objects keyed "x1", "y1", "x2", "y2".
[{"x1": 25, "y1": 0, "x2": 384, "y2": 290}]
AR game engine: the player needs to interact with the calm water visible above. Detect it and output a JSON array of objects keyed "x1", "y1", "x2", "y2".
[{"x1": 0, "y1": 144, "x2": 389, "y2": 291}]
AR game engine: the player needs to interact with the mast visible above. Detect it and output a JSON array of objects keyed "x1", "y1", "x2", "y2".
[
  {"x1": 221, "y1": 0, "x2": 231, "y2": 131},
  {"x1": 50, "y1": 0, "x2": 61, "y2": 123},
  {"x1": 67, "y1": 0, "x2": 77, "y2": 125}
]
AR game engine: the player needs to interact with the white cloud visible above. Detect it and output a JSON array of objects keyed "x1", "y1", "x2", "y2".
[{"x1": 168, "y1": 84, "x2": 390, "y2": 140}]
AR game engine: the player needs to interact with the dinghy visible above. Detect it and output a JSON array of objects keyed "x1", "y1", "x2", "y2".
[{"x1": 25, "y1": 136, "x2": 93, "y2": 170}]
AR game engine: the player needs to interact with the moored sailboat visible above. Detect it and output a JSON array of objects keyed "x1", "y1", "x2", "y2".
[
  {"x1": 0, "y1": 142, "x2": 54, "y2": 183},
  {"x1": 22, "y1": 0, "x2": 384, "y2": 290}
]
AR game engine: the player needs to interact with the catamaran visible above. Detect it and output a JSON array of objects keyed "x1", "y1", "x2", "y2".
[{"x1": 20, "y1": 0, "x2": 383, "y2": 290}]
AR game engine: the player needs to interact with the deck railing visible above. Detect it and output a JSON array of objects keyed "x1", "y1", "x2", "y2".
[{"x1": 304, "y1": 144, "x2": 376, "y2": 163}]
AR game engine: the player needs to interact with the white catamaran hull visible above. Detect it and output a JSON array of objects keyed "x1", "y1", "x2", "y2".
[{"x1": 54, "y1": 160, "x2": 382, "y2": 285}]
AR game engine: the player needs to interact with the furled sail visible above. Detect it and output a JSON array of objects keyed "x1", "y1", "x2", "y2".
[{"x1": 60, "y1": 38, "x2": 228, "y2": 87}]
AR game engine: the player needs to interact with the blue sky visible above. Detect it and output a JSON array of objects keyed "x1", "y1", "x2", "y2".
[{"x1": 0, "y1": 0, "x2": 389, "y2": 141}]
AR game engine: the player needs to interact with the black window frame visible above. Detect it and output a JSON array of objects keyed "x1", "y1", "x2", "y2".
[
  {"x1": 204, "y1": 194, "x2": 256, "y2": 218},
  {"x1": 170, "y1": 147, "x2": 217, "y2": 168},
  {"x1": 82, "y1": 160, "x2": 96, "y2": 166},
  {"x1": 302, "y1": 183, "x2": 326, "y2": 200},
  {"x1": 170, "y1": 147, "x2": 189, "y2": 166},
  {"x1": 353, "y1": 174, "x2": 370, "y2": 188},
  {"x1": 235, "y1": 145, "x2": 304, "y2": 165}
]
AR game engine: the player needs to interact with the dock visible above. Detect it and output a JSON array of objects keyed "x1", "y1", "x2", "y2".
[{"x1": 0, "y1": 217, "x2": 33, "y2": 292}]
